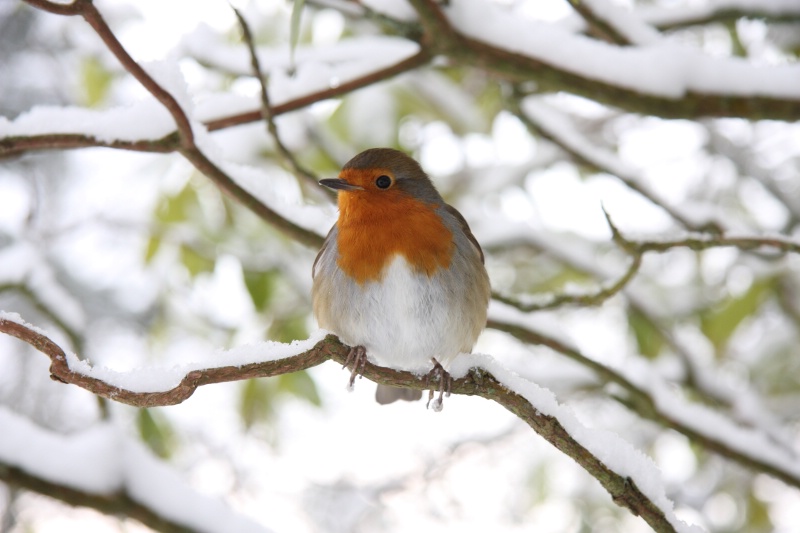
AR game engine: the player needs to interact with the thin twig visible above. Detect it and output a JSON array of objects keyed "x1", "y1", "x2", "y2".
[
  {"x1": 233, "y1": 8, "x2": 330, "y2": 199},
  {"x1": 493, "y1": 254, "x2": 642, "y2": 312},
  {"x1": 203, "y1": 49, "x2": 430, "y2": 131},
  {"x1": 0, "y1": 282, "x2": 84, "y2": 352},
  {"x1": 509, "y1": 94, "x2": 716, "y2": 233},
  {"x1": 20, "y1": 0, "x2": 323, "y2": 248},
  {"x1": 564, "y1": 0, "x2": 637, "y2": 45}
]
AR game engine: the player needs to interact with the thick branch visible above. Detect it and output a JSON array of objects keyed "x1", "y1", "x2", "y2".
[
  {"x1": 408, "y1": 0, "x2": 800, "y2": 121},
  {"x1": 0, "y1": 316, "x2": 679, "y2": 532}
]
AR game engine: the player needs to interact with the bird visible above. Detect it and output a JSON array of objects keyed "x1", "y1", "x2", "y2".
[{"x1": 312, "y1": 148, "x2": 490, "y2": 410}]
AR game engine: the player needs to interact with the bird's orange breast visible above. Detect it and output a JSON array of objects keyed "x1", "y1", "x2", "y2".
[{"x1": 336, "y1": 190, "x2": 454, "y2": 284}]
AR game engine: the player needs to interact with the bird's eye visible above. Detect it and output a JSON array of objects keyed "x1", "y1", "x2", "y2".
[{"x1": 375, "y1": 175, "x2": 392, "y2": 189}]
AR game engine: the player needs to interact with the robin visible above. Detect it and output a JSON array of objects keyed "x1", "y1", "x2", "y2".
[{"x1": 312, "y1": 148, "x2": 491, "y2": 410}]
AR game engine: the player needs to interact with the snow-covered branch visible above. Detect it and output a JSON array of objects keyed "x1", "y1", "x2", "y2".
[
  {"x1": 408, "y1": 0, "x2": 800, "y2": 121},
  {"x1": 488, "y1": 317, "x2": 800, "y2": 491},
  {"x1": 0, "y1": 313, "x2": 693, "y2": 532},
  {"x1": 638, "y1": 0, "x2": 800, "y2": 31},
  {"x1": 0, "y1": 407, "x2": 269, "y2": 533}
]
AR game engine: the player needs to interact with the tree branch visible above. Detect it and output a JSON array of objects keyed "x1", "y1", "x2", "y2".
[
  {"x1": 407, "y1": 0, "x2": 800, "y2": 121},
  {"x1": 17, "y1": 0, "x2": 323, "y2": 249},
  {"x1": 0, "y1": 45, "x2": 429, "y2": 162},
  {"x1": 233, "y1": 8, "x2": 330, "y2": 200},
  {"x1": 565, "y1": 0, "x2": 637, "y2": 45},
  {"x1": 202, "y1": 49, "x2": 431, "y2": 132},
  {"x1": 487, "y1": 318, "x2": 800, "y2": 490},
  {"x1": 492, "y1": 251, "x2": 642, "y2": 312},
  {"x1": 510, "y1": 95, "x2": 718, "y2": 233},
  {"x1": 0, "y1": 462, "x2": 197, "y2": 533},
  {"x1": 26, "y1": 0, "x2": 195, "y2": 146},
  {"x1": 0, "y1": 315, "x2": 681, "y2": 532},
  {"x1": 642, "y1": 3, "x2": 800, "y2": 32}
]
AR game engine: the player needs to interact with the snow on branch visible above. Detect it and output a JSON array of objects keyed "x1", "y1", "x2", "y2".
[
  {"x1": 487, "y1": 315, "x2": 800, "y2": 491},
  {"x1": 497, "y1": 207, "x2": 800, "y2": 313},
  {"x1": 408, "y1": 0, "x2": 800, "y2": 120},
  {"x1": 0, "y1": 407, "x2": 269, "y2": 533},
  {"x1": 565, "y1": 0, "x2": 661, "y2": 46},
  {"x1": 15, "y1": 0, "x2": 324, "y2": 249},
  {"x1": 513, "y1": 97, "x2": 712, "y2": 233},
  {"x1": 0, "y1": 312, "x2": 695, "y2": 532},
  {"x1": 637, "y1": 0, "x2": 800, "y2": 31}
]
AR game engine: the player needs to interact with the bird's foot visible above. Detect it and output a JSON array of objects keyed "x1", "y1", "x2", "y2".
[
  {"x1": 425, "y1": 359, "x2": 452, "y2": 412},
  {"x1": 343, "y1": 345, "x2": 368, "y2": 391}
]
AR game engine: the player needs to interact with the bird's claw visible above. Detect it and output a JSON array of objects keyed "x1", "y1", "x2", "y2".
[
  {"x1": 425, "y1": 359, "x2": 452, "y2": 411},
  {"x1": 343, "y1": 345, "x2": 368, "y2": 390}
]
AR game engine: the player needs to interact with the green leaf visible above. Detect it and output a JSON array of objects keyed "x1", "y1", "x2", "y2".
[
  {"x1": 289, "y1": 0, "x2": 306, "y2": 72},
  {"x1": 276, "y1": 370, "x2": 321, "y2": 406},
  {"x1": 156, "y1": 183, "x2": 198, "y2": 224},
  {"x1": 268, "y1": 314, "x2": 308, "y2": 343},
  {"x1": 240, "y1": 379, "x2": 275, "y2": 428},
  {"x1": 137, "y1": 409, "x2": 175, "y2": 459},
  {"x1": 144, "y1": 236, "x2": 160, "y2": 264},
  {"x1": 180, "y1": 245, "x2": 214, "y2": 277},
  {"x1": 239, "y1": 372, "x2": 321, "y2": 429},
  {"x1": 244, "y1": 270, "x2": 279, "y2": 312},
  {"x1": 701, "y1": 277, "x2": 774, "y2": 352},
  {"x1": 629, "y1": 310, "x2": 664, "y2": 359},
  {"x1": 81, "y1": 56, "x2": 113, "y2": 107}
]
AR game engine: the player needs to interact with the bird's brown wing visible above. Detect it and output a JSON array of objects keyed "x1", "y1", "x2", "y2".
[
  {"x1": 444, "y1": 204, "x2": 484, "y2": 264},
  {"x1": 312, "y1": 224, "x2": 338, "y2": 278}
]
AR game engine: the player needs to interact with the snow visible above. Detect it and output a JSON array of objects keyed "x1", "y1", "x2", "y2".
[
  {"x1": 637, "y1": 0, "x2": 800, "y2": 27},
  {"x1": 0, "y1": 406, "x2": 269, "y2": 533},
  {"x1": 445, "y1": 0, "x2": 800, "y2": 99},
  {"x1": 0, "y1": 243, "x2": 87, "y2": 334},
  {"x1": 361, "y1": 0, "x2": 417, "y2": 21},
  {"x1": 182, "y1": 28, "x2": 421, "y2": 108},
  {"x1": 578, "y1": 0, "x2": 662, "y2": 45},
  {"x1": 487, "y1": 301, "x2": 800, "y2": 509},
  {"x1": 63, "y1": 329, "x2": 330, "y2": 393},
  {"x1": 0, "y1": 310, "x2": 53, "y2": 339},
  {"x1": 447, "y1": 352, "x2": 704, "y2": 533},
  {"x1": 0, "y1": 100, "x2": 175, "y2": 142}
]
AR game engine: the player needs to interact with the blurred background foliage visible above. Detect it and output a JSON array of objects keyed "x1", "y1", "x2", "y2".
[{"x1": 1, "y1": 1, "x2": 800, "y2": 532}]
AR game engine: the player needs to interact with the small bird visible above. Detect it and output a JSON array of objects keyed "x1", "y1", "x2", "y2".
[{"x1": 312, "y1": 148, "x2": 490, "y2": 410}]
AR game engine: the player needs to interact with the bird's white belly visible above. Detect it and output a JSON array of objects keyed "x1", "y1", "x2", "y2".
[{"x1": 331, "y1": 256, "x2": 471, "y2": 373}]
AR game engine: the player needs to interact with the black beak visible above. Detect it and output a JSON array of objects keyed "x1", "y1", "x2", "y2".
[{"x1": 319, "y1": 178, "x2": 363, "y2": 191}]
